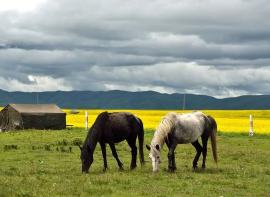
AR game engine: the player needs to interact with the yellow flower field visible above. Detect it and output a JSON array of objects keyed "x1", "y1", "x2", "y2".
[{"x1": 65, "y1": 109, "x2": 270, "y2": 134}]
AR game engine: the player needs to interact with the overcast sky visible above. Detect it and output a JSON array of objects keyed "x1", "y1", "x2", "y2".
[{"x1": 0, "y1": 0, "x2": 269, "y2": 98}]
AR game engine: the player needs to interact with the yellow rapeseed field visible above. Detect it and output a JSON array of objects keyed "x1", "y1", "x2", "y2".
[{"x1": 65, "y1": 109, "x2": 270, "y2": 134}]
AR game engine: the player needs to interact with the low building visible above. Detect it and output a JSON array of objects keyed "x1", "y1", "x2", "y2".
[{"x1": 0, "y1": 104, "x2": 66, "y2": 131}]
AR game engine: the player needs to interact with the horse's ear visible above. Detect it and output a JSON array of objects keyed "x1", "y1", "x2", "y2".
[
  {"x1": 155, "y1": 144, "x2": 160, "y2": 151},
  {"x1": 146, "y1": 144, "x2": 151, "y2": 150}
]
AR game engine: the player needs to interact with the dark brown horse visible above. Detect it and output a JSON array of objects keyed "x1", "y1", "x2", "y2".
[{"x1": 79, "y1": 111, "x2": 144, "y2": 173}]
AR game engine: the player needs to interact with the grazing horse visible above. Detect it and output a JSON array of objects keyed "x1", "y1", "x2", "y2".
[
  {"x1": 146, "y1": 111, "x2": 217, "y2": 172},
  {"x1": 79, "y1": 111, "x2": 144, "y2": 173}
]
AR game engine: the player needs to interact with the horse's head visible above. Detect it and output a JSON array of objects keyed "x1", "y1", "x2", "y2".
[
  {"x1": 146, "y1": 144, "x2": 161, "y2": 172},
  {"x1": 79, "y1": 145, "x2": 92, "y2": 173}
]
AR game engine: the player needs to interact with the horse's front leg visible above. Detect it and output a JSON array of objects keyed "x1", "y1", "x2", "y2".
[
  {"x1": 109, "y1": 143, "x2": 124, "y2": 170},
  {"x1": 167, "y1": 142, "x2": 177, "y2": 172},
  {"x1": 100, "y1": 142, "x2": 108, "y2": 172}
]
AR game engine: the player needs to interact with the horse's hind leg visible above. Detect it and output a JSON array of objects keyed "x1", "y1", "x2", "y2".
[
  {"x1": 127, "y1": 138, "x2": 137, "y2": 170},
  {"x1": 100, "y1": 142, "x2": 108, "y2": 172},
  {"x1": 201, "y1": 134, "x2": 209, "y2": 169},
  {"x1": 109, "y1": 143, "x2": 124, "y2": 170},
  {"x1": 191, "y1": 140, "x2": 202, "y2": 170}
]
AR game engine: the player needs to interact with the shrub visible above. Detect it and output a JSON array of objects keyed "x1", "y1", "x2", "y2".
[
  {"x1": 4, "y1": 144, "x2": 18, "y2": 151},
  {"x1": 44, "y1": 144, "x2": 51, "y2": 151},
  {"x1": 72, "y1": 138, "x2": 83, "y2": 146},
  {"x1": 57, "y1": 139, "x2": 68, "y2": 146}
]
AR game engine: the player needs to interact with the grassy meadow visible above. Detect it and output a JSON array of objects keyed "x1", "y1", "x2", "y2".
[{"x1": 0, "y1": 110, "x2": 270, "y2": 196}]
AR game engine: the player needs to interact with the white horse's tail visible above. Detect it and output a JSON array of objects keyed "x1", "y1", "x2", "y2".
[{"x1": 207, "y1": 115, "x2": 218, "y2": 164}]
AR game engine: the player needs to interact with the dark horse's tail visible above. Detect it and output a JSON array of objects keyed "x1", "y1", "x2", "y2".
[
  {"x1": 136, "y1": 117, "x2": 145, "y2": 165},
  {"x1": 207, "y1": 115, "x2": 218, "y2": 165}
]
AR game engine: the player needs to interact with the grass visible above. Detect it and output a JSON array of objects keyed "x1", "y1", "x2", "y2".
[{"x1": 0, "y1": 128, "x2": 269, "y2": 197}]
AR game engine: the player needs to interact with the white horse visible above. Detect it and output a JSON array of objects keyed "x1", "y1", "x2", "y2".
[{"x1": 146, "y1": 111, "x2": 217, "y2": 172}]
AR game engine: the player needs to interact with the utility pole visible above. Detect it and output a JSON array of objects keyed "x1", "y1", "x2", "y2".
[
  {"x1": 182, "y1": 94, "x2": 186, "y2": 110},
  {"x1": 36, "y1": 92, "x2": 39, "y2": 104}
]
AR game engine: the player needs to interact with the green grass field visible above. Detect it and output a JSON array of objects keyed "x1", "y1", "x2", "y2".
[{"x1": 0, "y1": 129, "x2": 269, "y2": 197}]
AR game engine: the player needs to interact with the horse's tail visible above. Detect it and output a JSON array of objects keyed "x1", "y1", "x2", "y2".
[
  {"x1": 207, "y1": 115, "x2": 218, "y2": 165},
  {"x1": 137, "y1": 117, "x2": 145, "y2": 165}
]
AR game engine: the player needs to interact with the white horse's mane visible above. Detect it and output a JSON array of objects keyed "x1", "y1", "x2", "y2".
[{"x1": 151, "y1": 112, "x2": 177, "y2": 147}]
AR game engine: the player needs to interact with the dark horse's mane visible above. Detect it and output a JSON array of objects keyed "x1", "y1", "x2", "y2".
[{"x1": 83, "y1": 111, "x2": 109, "y2": 149}]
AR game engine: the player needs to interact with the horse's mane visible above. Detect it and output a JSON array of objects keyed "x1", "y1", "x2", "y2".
[
  {"x1": 84, "y1": 111, "x2": 109, "y2": 147},
  {"x1": 151, "y1": 112, "x2": 177, "y2": 147}
]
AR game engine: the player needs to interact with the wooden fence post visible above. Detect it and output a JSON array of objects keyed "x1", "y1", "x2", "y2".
[
  {"x1": 85, "y1": 111, "x2": 88, "y2": 131},
  {"x1": 249, "y1": 114, "x2": 254, "y2": 136}
]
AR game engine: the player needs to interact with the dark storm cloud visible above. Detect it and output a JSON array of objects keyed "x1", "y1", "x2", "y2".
[{"x1": 0, "y1": 0, "x2": 270, "y2": 97}]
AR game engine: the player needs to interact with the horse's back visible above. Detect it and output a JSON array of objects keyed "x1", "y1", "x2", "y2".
[
  {"x1": 106, "y1": 112, "x2": 140, "y2": 142},
  {"x1": 173, "y1": 111, "x2": 206, "y2": 143}
]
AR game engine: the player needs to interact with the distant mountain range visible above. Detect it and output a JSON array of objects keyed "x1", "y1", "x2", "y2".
[{"x1": 0, "y1": 89, "x2": 269, "y2": 109}]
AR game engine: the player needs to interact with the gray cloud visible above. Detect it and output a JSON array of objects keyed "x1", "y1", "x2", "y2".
[{"x1": 0, "y1": 0, "x2": 270, "y2": 97}]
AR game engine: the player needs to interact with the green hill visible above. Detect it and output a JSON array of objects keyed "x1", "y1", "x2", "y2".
[{"x1": 0, "y1": 89, "x2": 269, "y2": 109}]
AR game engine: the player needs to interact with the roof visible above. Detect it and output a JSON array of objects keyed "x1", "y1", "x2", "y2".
[{"x1": 8, "y1": 104, "x2": 65, "y2": 114}]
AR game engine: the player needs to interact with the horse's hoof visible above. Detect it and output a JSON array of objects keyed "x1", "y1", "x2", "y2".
[
  {"x1": 192, "y1": 166, "x2": 198, "y2": 171},
  {"x1": 130, "y1": 165, "x2": 137, "y2": 170},
  {"x1": 168, "y1": 168, "x2": 176, "y2": 173},
  {"x1": 119, "y1": 167, "x2": 124, "y2": 171}
]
